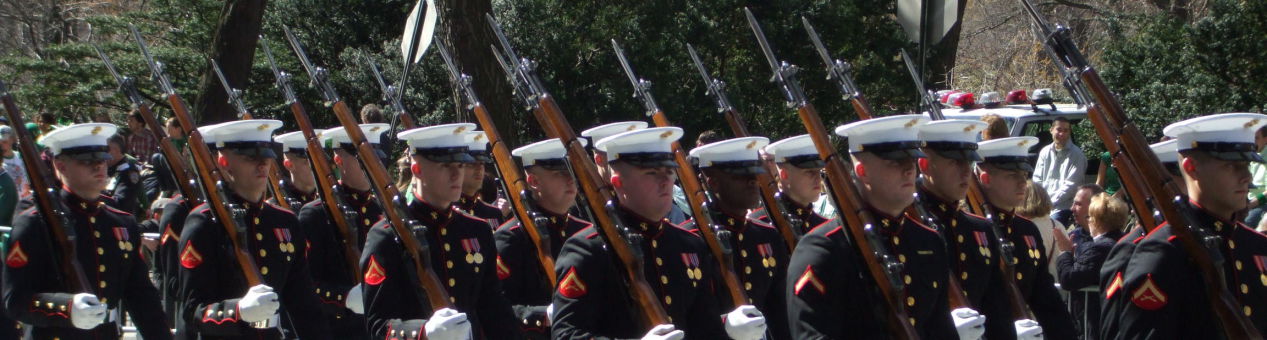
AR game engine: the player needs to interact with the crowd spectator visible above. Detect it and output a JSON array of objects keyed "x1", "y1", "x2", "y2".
[
  {"x1": 980, "y1": 113, "x2": 1009, "y2": 140},
  {"x1": 1244, "y1": 125, "x2": 1267, "y2": 226},
  {"x1": 1032, "y1": 117, "x2": 1086, "y2": 226},
  {"x1": 127, "y1": 111, "x2": 158, "y2": 164},
  {"x1": 1053, "y1": 192, "x2": 1129, "y2": 339},
  {"x1": 0, "y1": 126, "x2": 27, "y2": 200},
  {"x1": 1016, "y1": 182, "x2": 1068, "y2": 278}
]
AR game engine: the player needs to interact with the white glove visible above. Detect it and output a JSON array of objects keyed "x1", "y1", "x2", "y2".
[
  {"x1": 70, "y1": 293, "x2": 107, "y2": 330},
  {"x1": 545, "y1": 303, "x2": 554, "y2": 324},
  {"x1": 424, "y1": 308, "x2": 471, "y2": 340},
  {"x1": 950, "y1": 307, "x2": 986, "y2": 340},
  {"x1": 345, "y1": 284, "x2": 364, "y2": 314},
  {"x1": 1015, "y1": 319, "x2": 1044, "y2": 339},
  {"x1": 641, "y1": 324, "x2": 685, "y2": 340},
  {"x1": 238, "y1": 284, "x2": 280, "y2": 323},
  {"x1": 723, "y1": 305, "x2": 767, "y2": 340}
]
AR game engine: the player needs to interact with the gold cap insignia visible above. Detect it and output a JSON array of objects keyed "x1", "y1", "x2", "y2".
[
  {"x1": 746, "y1": 140, "x2": 758, "y2": 150},
  {"x1": 1017, "y1": 140, "x2": 1030, "y2": 147},
  {"x1": 964, "y1": 125, "x2": 977, "y2": 132},
  {"x1": 660, "y1": 130, "x2": 673, "y2": 139},
  {"x1": 905, "y1": 119, "x2": 919, "y2": 128},
  {"x1": 1246, "y1": 119, "x2": 1260, "y2": 129},
  {"x1": 90, "y1": 126, "x2": 103, "y2": 135},
  {"x1": 454, "y1": 126, "x2": 468, "y2": 134},
  {"x1": 370, "y1": 126, "x2": 382, "y2": 132},
  {"x1": 626, "y1": 125, "x2": 638, "y2": 131},
  {"x1": 257, "y1": 124, "x2": 270, "y2": 131}
]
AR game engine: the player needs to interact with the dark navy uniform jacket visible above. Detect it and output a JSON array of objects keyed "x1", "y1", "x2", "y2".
[
  {"x1": 175, "y1": 194, "x2": 331, "y2": 340},
  {"x1": 360, "y1": 197, "x2": 521, "y2": 340},
  {"x1": 494, "y1": 205, "x2": 591, "y2": 338},
  {"x1": 3, "y1": 191, "x2": 171, "y2": 340},
  {"x1": 988, "y1": 207, "x2": 1076, "y2": 340},
  {"x1": 1100, "y1": 203, "x2": 1267, "y2": 339},
  {"x1": 297, "y1": 185, "x2": 382, "y2": 339},
  {"x1": 747, "y1": 192, "x2": 828, "y2": 238},
  {"x1": 551, "y1": 208, "x2": 728, "y2": 340}
]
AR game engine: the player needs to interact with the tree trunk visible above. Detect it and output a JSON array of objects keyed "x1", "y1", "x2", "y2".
[
  {"x1": 193, "y1": 0, "x2": 267, "y2": 124},
  {"x1": 437, "y1": 0, "x2": 519, "y2": 144},
  {"x1": 927, "y1": 0, "x2": 968, "y2": 89}
]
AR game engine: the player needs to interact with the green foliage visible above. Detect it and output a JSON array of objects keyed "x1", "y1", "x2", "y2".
[
  {"x1": 1099, "y1": 0, "x2": 1267, "y2": 143},
  {"x1": 494, "y1": 1, "x2": 917, "y2": 145}
]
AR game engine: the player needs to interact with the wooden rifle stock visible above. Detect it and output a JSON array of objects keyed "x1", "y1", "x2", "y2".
[
  {"x1": 434, "y1": 40, "x2": 558, "y2": 286},
  {"x1": 487, "y1": 14, "x2": 669, "y2": 328},
  {"x1": 260, "y1": 37, "x2": 361, "y2": 279},
  {"x1": 686, "y1": 43, "x2": 798, "y2": 249},
  {"x1": 131, "y1": 25, "x2": 264, "y2": 286},
  {"x1": 613, "y1": 39, "x2": 748, "y2": 308},
  {"x1": 744, "y1": 8, "x2": 918, "y2": 337},
  {"x1": 0, "y1": 80, "x2": 92, "y2": 293},
  {"x1": 283, "y1": 26, "x2": 451, "y2": 311},
  {"x1": 1016, "y1": 0, "x2": 1259, "y2": 335}
]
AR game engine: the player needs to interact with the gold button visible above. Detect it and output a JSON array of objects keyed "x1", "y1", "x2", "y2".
[
  {"x1": 1229, "y1": 240, "x2": 1236, "y2": 249},
  {"x1": 444, "y1": 244, "x2": 451, "y2": 251},
  {"x1": 740, "y1": 250, "x2": 748, "y2": 257},
  {"x1": 745, "y1": 266, "x2": 752, "y2": 274},
  {"x1": 655, "y1": 258, "x2": 663, "y2": 266},
  {"x1": 446, "y1": 261, "x2": 454, "y2": 269},
  {"x1": 651, "y1": 240, "x2": 658, "y2": 248},
  {"x1": 907, "y1": 297, "x2": 915, "y2": 306},
  {"x1": 441, "y1": 228, "x2": 448, "y2": 236},
  {"x1": 98, "y1": 265, "x2": 106, "y2": 273},
  {"x1": 745, "y1": 282, "x2": 753, "y2": 291},
  {"x1": 664, "y1": 296, "x2": 672, "y2": 305},
  {"x1": 448, "y1": 278, "x2": 456, "y2": 287},
  {"x1": 660, "y1": 276, "x2": 668, "y2": 284},
  {"x1": 89, "y1": 217, "x2": 96, "y2": 224},
  {"x1": 899, "y1": 254, "x2": 907, "y2": 263},
  {"x1": 1236, "y1": 261, "x2": 1243, "y2": 270},
  {"x1": 99, "y1": 281, "x2": 107, "y2": 289},
  {"x1": 450, "y1": 297, "x2": 456, "y2": 303},
  {"x1": 738, "y1": 234, "x2": 744, "y2": 242},
  {"x1": 93, "y1": 231, "x2": 101, "y2": 238},
  {"x1": 1016, "y1": 273, "x2": 1023, "y2": 280},
  {"x1": 254, "y1": 217, "x2": 261, "y2": 224},
  {"x1": 259, "y1": 249, "x2": 267, "y2": 257},
  {"x1": 1242, "y1": 284, "x2": 1249, "y2": 294},
  {"x1": 893, "y1": 236, "x2": 900, "y2": 246},
  {"x1": 957, "y1": 235, "x2": 964, "y2": 243},
  {"x1": 909, "y1": 317, "x2": 916, "y2": 326},
  {"x1": 257, "y1": 233, "x2": 264, "y2": 241},
  {"x1": 97, "y1": 247, "x2": 104, "y2": 255},
  {"x1": 1245, "y1": 306, "x2": 1253, "y2": 317},
  {"x1": 363, "y1": 218, "x2": 371, "y2": 226},
  {"x1": 261, "y1": 266, "x2": 269, "y2": 275},
  {"x1": 959, "y1": 253, "x2": 966, "y2": 261},
  {"x1": 932, "y1": 281, "x2": 938, "y2": 288},
  {"x1": 961, "y1": 272, "x2": 968, "y2": 280},
  {"x1": 904, "y1": 275, "x2": 912, "y2": 284}
]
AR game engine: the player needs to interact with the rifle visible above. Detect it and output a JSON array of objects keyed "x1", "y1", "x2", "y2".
[
  {"x1": 129, "y1": 25, "x2": 263, "y2": 286},
  {"x1": 91, "y1": 40, "x2": 200, "y2": 205},
  {"x1": 744, "y1": 8, "x2": 919, "y2": 338},
  {"x1": 801, "y1": 18, "x2": 873, "y2": 121},
  {"x1": 282, "y1": 26, "x2": 452, "y2": 311},
  {"x1": 899, "y1": 50, "x2": 1031, "y2": 318},
  {"x1": 208, "y1": 58, "x2": 294, "y2": 211},
  {"x1": 434, "y1": 38, "x2": 559, "y2": 286},
  {"x1": 0, "y1": 80, "x2": 92, "y2": 294},
  {"x1": 259, "y1": 36, "x2": 362, "y2": 281},
  {"x1": 486, "y1": 14, "x2": 671, "y2": 329},
  {"x1": 612, "y1": 39, "x2": 748, "y2": 309},
  {"x1": 686, "y1": 43, "x2": 799, "y2": 250},
  {"x1": 363, "y1": 56, "x2": 418, "y2": 132},
  {"x1": 1017, "y1": 0, "x2": 1261, "y2": 337}
]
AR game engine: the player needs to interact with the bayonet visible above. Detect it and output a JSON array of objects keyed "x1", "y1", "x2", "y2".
[
  {"x1": 610, "y1": 39, "x2": 659, "y2": 117},
  {"x1": 259, "y1": 36, "x2": 298, "y2": 105},
  {"x1": 283, "y1": 26, "x2": 340, "y2": 106},
  {"x1": 129, "y1": 24, "x2": 176, "y2": 96},
  {"x1": 91, "y1": 40, "x2": 143, "y2": 107},
  {"x1": 685, "y1": 44, "x2": 734, "y2": 115},
  {"x1": 209, "y1": 58, "x2": 250, "y2": 118},
  {"x1": 743, "y1": 8, "x2": 806, "y2": 108},
  {"x1": 435, "y1": 37, "x2": 479, "y2": 109},
  {"x1": 802, "y1": 17, "x2": 860, "y2": 101}
]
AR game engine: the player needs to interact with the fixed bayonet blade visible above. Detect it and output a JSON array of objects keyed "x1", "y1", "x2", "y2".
[
  {"x1": 686, "y1": 44, "x2": 733, "y2": 114},
  {"x1": 129, "y1": 24, "x2": 176, "y2": 95},
  {"x1": 259, "y1": 35, "x2": 298, "y2": 104},
  {"x1": 209, "y1": 58, "x2": 250, "y2": 118}
]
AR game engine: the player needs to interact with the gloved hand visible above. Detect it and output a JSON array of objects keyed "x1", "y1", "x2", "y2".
[
  {"x1": 425, "y1": 308, "x2": 471, "y2": 340},
  {"x1": 723, "y1": 305, "x2": 767, "y2": 340},
  {"x1": 1015, "y1": 319, "x2": 1044, "y2": 339},
  {"x1": 70, "y1": 293, "x2": 107, "y2": 330},
  {"x1": 950, "y1": 307, "x2": 986, "y2": 340},
  {"x1": 345, "y1": 284, "x2": 364, "y2": 314},
  {"x1": 238, "y1": 284, "x2": 280, "y2": 323},
  {"x1": 641, "y1": 324, "x2": 685, "y2": 340}
]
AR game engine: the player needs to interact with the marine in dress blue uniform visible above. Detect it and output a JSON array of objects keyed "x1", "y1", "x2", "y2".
[
  {"x1": 976, "y1": 137, "x2": 1076, "y2": 339},
  {"x1": 494, "y1": 138, "x2": 592, "y2": 338},
  {"x1": 456, "y1": 131, "x2": 507, "y2": 226},
  {"x1": 174, "y1": 120, "x2": 331, "y2": 340},
  {"x1": 3, "y1": 123, "x2": 172, "y2": 340},
  {"x1": 787, "y1": 115, "x2": 956, "y2": 339},
  {"x1": 1099, "y1": 113, "x2": 1267, "y2": 339},
  {"x1": 360, "y1": 123, "x2": 520, "y2": 340},
  {"x1": 747, "y1": 135, "x2": 828, "y2": 237}
]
